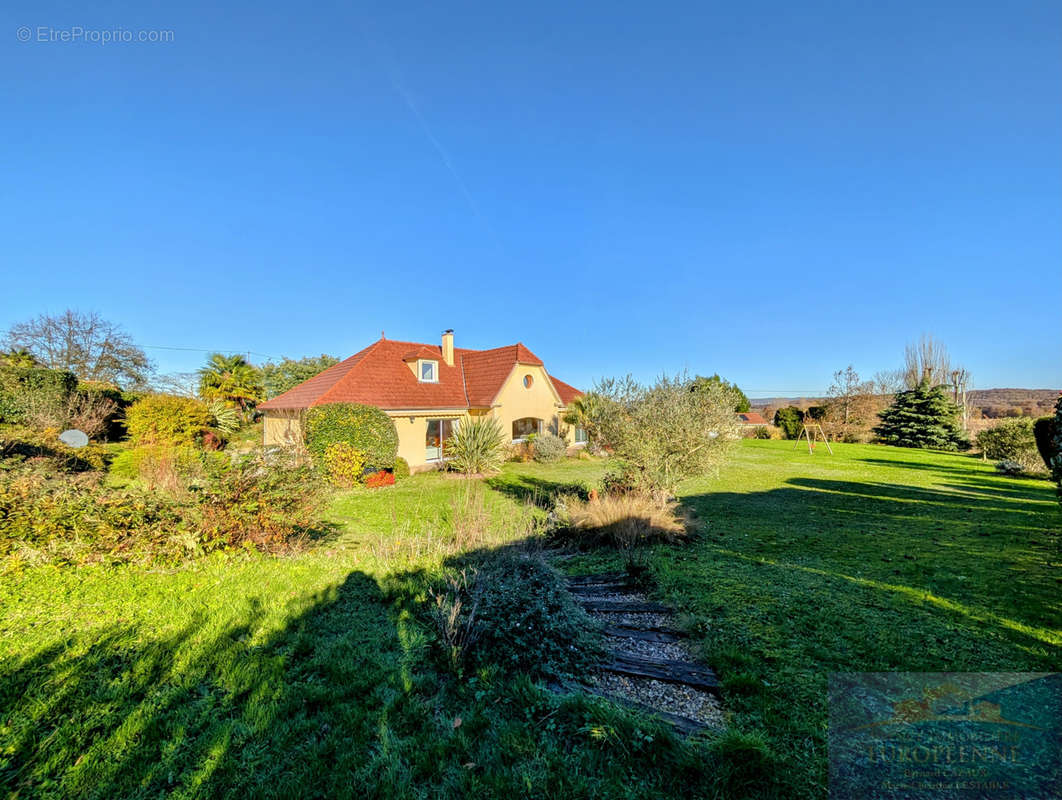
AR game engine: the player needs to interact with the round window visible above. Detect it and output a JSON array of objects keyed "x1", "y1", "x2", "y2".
[{"x1": 523, "y1": 374, "x2": 533, "y2": 388}]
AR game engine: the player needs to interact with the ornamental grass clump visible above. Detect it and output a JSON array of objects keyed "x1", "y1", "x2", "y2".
[
  {"x1": 553, "y1": 492, "x2": 688, "y2": 549},
  {"x1": 446, "y1": 417, "x2": 505, "y2": 475},
  {"x1": 427, "y1": 568, "x2": 482, "y2": 677}
]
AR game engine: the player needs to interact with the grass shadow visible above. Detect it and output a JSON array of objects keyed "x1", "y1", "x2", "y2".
[{"x1": 484, "y1": 473, "x2": 592, "y2": 510}]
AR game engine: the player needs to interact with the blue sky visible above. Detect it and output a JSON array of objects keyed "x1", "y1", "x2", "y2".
[{"x1": 2, "y1": 1, "x2": 1059, "y2": 396}]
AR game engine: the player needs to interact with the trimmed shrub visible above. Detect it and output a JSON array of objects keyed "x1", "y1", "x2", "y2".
[
  {"x1": 773, "y1": 407, "x2": 804, "y2": 439},
  {"x1": 1033, "y1": 416, "x2": 1059, "y2": 470},
  {"x1": 532, "y1": 433, "x2": 567, "y2": 463},
  {"x1": 0, "y1": 367, "x2": 77, "y2": 426},
  {"x1": 976, "y1": 418, "x2": 1040, "y2": 471},
  {"x1": 126, "y1": 395, "x2": 212, "y2": 447},
  {"x1": 303, "y1": 403, "x2": 397, "y2": 471},
  {"x1": 753, "y1": 426, "x2": 772, "y2": 440},
  {"x1": 321, "y1": 442, "x2": 367, "y2": 487},
  {"x1": 393, "y1": 457, "x2": 411, "y2": 479},
  {"x1": 446, "y1": 417, "x2": 505, "y2": 475}
]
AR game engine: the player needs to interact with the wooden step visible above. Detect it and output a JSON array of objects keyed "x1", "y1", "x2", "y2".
[
  {"x1": 568, "y1": 582, "x2": 634, "y2": 595},
  {"x1": 577, "y1": 599, "x2": 673, "y2": 614},
  {"x1": 580, "y1": 687, "x2": 710, "y2": 736},
  {"x1": 602, "y1": 624, "x2": 688, "y2": 643},
  {"x1": 545, "y1": 681, "x2": 709, "y2": 736},
  {"x1": 602, "y1": 653, "x2": 720, "y2": 693},
  {"x1": 565, "y1": 572, "x2": 630, "y2": 586}
]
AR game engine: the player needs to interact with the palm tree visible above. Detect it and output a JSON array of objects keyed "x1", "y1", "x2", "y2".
[
  {"x1": 1, "y1": 348, "x2": 39, "y2": 367},
  {"x1": 562, "y1": 392, "x2": 611, "y2": 446},
  {"x1": 197, "y1": 353, "x2": 264, "y2": 415}
]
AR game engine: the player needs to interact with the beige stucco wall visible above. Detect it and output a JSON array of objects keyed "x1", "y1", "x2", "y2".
[
  {"x1": 388, "y1": 410, "x2": 469, "y2": 472},
  {"x1": 263, "y1": 410, "x2": 303, "y2": 447},
  {"x1": 491, "y1": 365, "x2": 574, "y2": 445}
]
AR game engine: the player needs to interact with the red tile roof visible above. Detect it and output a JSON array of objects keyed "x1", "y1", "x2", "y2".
[
  {"x1": 260, "y1": 337, "x2": 580, "y2": 411},
  {"x1": 550, "y1": 376, "x2": 582, "y2": 405},
  {"x1": 737, "y1": 412, "x2": 767, "y2": 425}
]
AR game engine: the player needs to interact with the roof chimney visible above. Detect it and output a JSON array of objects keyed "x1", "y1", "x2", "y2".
[{"x1": 441, "y1": 329, "x2": 454, "y2": 366}]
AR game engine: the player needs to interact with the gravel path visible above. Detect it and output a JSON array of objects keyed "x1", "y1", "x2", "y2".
[
  {"x1": 593, "y1": 673, "x2": 724, "y2": 727},
  {"x1": 607, "y1": 635, "x2": 689, "y2": 661},
  {"x1": 592, "y1": 611, "x2": 673, "y2": 628},
  {"x1": 569, "y1": 576, "x2": 724, "y2": 731}
]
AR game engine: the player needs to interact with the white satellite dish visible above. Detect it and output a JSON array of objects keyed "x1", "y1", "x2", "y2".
[{"x1": 59, "y1": 429, "x2": 89, "y2": 448}]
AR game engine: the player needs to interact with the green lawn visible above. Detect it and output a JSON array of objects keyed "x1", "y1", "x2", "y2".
[{"x1": 2, "y1": 442, "x2": 1058, "y2": 798}]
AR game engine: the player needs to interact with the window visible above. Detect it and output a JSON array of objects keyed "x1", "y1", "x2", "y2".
[
  {"x1": 574, "y1": 426, "x2": 588, "y2": 444},
  {"x1": 523, "y1": 374, "x2": 533, "y2": 388},
  {"x1": 511, "y1": 417, "x2": 541, "y2": 440},
  {"x1": 426, "y1": 418, "x2": 456, "y2": 461},
  {"x1": 419, "y1": 359, "x2": 438, "y2": 382}
]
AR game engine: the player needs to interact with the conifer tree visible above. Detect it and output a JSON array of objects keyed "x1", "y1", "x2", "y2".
[{"x1": 873, "y1": 379, "x2": 968, "y2": 450}]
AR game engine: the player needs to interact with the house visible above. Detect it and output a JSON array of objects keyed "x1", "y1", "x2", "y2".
[
  {"x1": 737, "y1": 411, "x2": 768, "y2": 427},
  {"x1": 259, "y1": 330, "x2": 585, "y2": 471}
]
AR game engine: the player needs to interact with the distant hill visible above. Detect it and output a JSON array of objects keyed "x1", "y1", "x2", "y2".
[
  {"x1": 967, "y1": 388, "x2": 1059, "y2": 418},
  {"x1": 750, "y1": 388, "x2": 1060, "y2": 419}
]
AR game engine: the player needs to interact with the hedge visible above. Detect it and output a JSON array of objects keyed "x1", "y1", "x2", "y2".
[
  {"x1": 303, "y1": 403, "x2": 398, "y2": 471},
  {"x1": 0, "y1": 366, "x2": 77, "y2": 424},
  {"x1": 1033, "y1": 415, "x2": 1059, "y2": 471}
]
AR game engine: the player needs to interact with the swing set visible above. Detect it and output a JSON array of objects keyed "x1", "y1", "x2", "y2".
[{"x1": 793, "y1": 410, "x2": 833, "y2": 455}]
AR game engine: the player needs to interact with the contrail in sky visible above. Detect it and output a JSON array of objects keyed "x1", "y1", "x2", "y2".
[
  {"x1": 388, "y1": 76, "x2": 484, "y2": 222},
  {"x1": 357, "y1": 23, "x2": 486, "y2": 225}
]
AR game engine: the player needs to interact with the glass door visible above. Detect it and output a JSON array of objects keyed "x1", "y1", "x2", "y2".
[{"x1": 426, "y1": 419, "x2": 455, "y2": 461}]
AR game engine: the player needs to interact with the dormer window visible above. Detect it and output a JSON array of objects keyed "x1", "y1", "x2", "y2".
[{"x1": 418, "y1": 359, "x2": 438, "y2": 383}]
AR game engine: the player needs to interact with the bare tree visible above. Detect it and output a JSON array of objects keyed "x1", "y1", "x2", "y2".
[
  {"x1": 903, "y1": 334, "x2": 952, "y2": 388},
  {"x1": 152, "y1": 371, "x2": 201, "y2": 398},
  {"x1": 872, "y1": 369, "x2": 904, "y2": 397},
  {"x1": 4, "y1": 310, "x2": 152, "y2": 388},
  {"x1": 827, "y1": 365, "x2": 862, "y2": 426},
  {"x1": 949, "y1": 367, "x2": 972, "y2": 432}
]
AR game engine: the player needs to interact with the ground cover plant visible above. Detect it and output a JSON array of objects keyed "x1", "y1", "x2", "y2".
[{"x1": 1, "y1": 441, "x2": 1058, "y2": 798}]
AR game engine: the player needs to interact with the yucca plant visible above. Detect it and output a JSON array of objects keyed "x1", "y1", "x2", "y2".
[
  {"x1": 207, "y1": 400, "x2": 241, "y2": 435},
  {"x1": 446, "y1": 417, "x2": 505, "y2": 475}
]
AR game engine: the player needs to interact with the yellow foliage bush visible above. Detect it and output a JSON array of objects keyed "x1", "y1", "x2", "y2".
[{"x1": 322, "y1": 442, "x2": 366, "y2": 487}]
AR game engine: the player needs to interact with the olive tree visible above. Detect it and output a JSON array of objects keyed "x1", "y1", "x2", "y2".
[{"x1": 588, "y1": 373, "x2": 738, "y2": 497}]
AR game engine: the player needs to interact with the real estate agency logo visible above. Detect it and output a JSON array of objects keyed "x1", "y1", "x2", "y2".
[{"x1": 827, "y1": 672, "x2": 1061, "y2": 799}]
